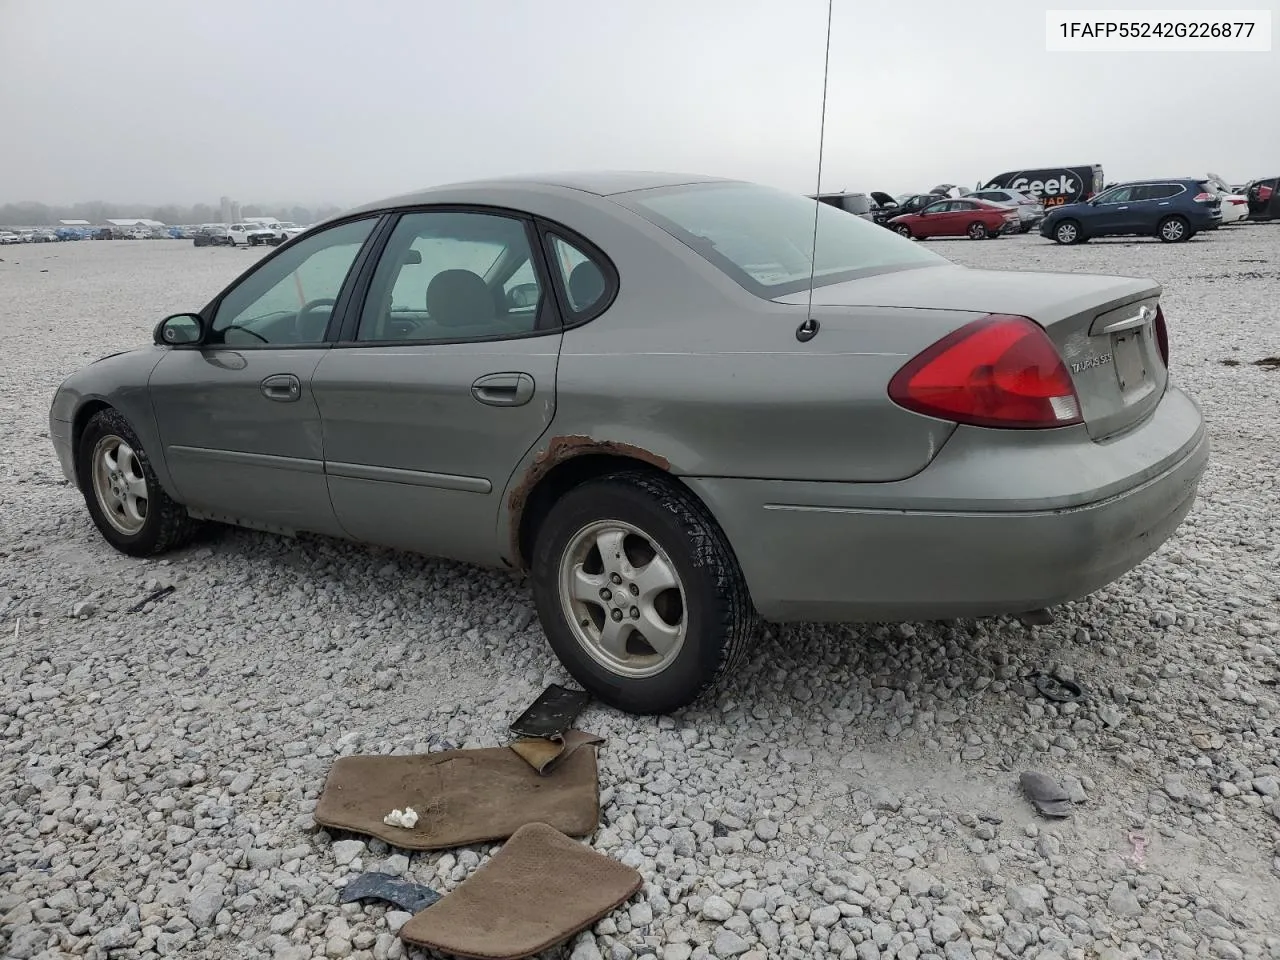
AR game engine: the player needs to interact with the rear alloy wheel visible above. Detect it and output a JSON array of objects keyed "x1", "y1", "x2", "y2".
[
  {"x1": 967, "y1": 222, "x2": 989, "y2": 240},
  {"x1": 894, "y1": 224, "x2": 913, "y2": 238},
  {"x1": 1158, "y1": 215, "x2": 1190, "y2": 243},
  {"x1": 530, "y1": 471, "x2": 757, "y2": 714},
  {"x1": 1053, "y1": 220, "x2": 1082, "y2": 244},
  {"x1": 76, "y1": 408, "x2": 202, "y2": 557}
]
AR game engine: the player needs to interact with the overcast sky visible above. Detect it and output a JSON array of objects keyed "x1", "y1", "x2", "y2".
[{"x1": 2, "y1": 0, "x2": 1276, "y2": 206}]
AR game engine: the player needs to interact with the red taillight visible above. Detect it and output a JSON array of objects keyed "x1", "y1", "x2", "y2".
[
  {"x1": 1193, "y1": 192, "x2": 1217, "y2": 203},
  {"x1": 888, "y1": 315, "x2": 1083, "y2": 429},
  {"x1": 1154, "y1": 305, "x2": 1169, "y2": 366},
  {"x1": 1229, "y1": 197, "x2": 1247, "y2": 205}
]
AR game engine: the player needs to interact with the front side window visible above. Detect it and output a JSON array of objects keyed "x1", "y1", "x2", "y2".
[
  {"x1": 621, "y1": 182, "x2": 944, "y2": 298},
  {"x1": 357, "y1": 211, "x2": 545, "y2": 343},
  {"x1": 1095, "y1": 186, "x2": 1133, "y2": 204},
  {"x1": 209, "y1": 217, "x2": 375, "y2": 346}
]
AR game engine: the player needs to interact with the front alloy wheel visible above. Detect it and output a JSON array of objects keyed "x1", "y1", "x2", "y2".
[{"x1": 90, "y1": 435, "x2": 148, "y2": 535}]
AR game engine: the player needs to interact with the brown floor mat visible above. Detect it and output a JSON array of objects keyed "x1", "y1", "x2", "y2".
[
  {"x1": 399, "y1": 822, "x2": 642, "y2": 959},
  {"x1": 509, "y1": 729, "x2": 604, "y2": 775},
  {"x1": 314, "y1": 746, "x2": 598, "y2": 850}
]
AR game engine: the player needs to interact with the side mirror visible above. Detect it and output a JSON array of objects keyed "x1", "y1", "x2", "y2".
[{"x1": 155, "y1": 313, "x2": 204, "y2": 346}]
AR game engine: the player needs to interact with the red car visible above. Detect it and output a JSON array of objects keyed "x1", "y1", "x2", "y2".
[{"x1": 888, "y1": 197, "x2": 1019, "y2": 240}]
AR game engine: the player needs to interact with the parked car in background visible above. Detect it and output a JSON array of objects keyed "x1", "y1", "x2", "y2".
[
  {"x1": 889, "y1": 197, "x2": 1019, "y2": 240},
  {"x1": 269, "y1": 222, "x2": 306, "y2": 243},
  {"x1": 1204, "y1": 174, "x2": 1249, "y2": 224},
  {"x1": 885, "y1": 193, "x2": 949, "y2": 224},
  {"x1": 0, "y1": 230, "x2": 22, "y2": 244},
  {"x1": 1244, "y1": 177, "x2": 1279, "y2": 221},
  {"x1": 813, "y1": 192, "x2": 876, "y2": 222},
  {"x1": 192, "y1": 226, "x2": 234, "y2": 247},
  {"x1": 982, "y1": 165, "x2": 1104, "y2": 210},
  {"x1": 1041, "y1": 178, "x2": 1222, "y2": 244},
  {"x1": 31, "y1": 230, "x2": 58, "y2": 242},
  {"x1": 46, "y1": 171, "x2": 1207, "y2": 714},
  {"x1": 966, "y1": 188, "x2": 1045, "y2": 233},
  {"x1": 227, "y1": 222, "x2": 277, "y2": 246}
]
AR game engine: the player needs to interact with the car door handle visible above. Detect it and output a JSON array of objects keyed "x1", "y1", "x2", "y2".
[
  {"x1": 471, "y1": 372, "x2": 534, "y2": 407},
  {"x1": 261, "y1": 373, "x2": 301, "y2": 402}
]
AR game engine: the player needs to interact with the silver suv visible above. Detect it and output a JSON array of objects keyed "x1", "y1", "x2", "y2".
[{"x1": 965, "y1": 188, "x2": 1045, "y2": 233}]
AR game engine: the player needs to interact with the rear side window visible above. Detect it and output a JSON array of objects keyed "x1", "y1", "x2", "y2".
[
  {"x1": 1134, "y1": 183, "x2": 1183, "y2": 201},
  {"x1": 548, "y1": 234, "x2": 611, "y2": 317},
  {"x1": 620, "y1": 181, "x2": 944, "y2": 299}
]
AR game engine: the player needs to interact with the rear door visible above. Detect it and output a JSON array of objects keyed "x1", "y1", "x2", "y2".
[{"x1": 311, "y1": 209, "x2": 596, "y2": 566}]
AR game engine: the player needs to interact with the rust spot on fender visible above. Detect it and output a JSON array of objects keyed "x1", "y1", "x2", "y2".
[{"x1": 507, "y1": 435, "x2": 670, "y2": 566}]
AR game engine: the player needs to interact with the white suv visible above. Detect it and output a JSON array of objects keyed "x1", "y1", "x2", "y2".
[{"x1": 226, "y1": 223, "x2": 277, "y2": 246}]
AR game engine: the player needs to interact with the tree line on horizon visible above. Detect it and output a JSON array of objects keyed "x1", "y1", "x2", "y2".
[{"x1": 0, "y1": 199, "x2": 346, "y2": 227}]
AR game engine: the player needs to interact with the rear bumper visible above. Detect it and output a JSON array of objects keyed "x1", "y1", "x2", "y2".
[{"x1": 685, "y1": 387, "x2": 1208, "y2": 622}]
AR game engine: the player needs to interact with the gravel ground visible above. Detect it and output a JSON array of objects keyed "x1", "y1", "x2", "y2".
[{"x1": 2, "y1": 229, "x2": 1279, "y2": 960}]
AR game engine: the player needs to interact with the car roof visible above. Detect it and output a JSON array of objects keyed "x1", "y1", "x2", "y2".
[
  {"x1": 346, "y1": 171, "x2": 734, "y2": 215},
  {"x1": 1112, "y1": 177, "x2": 1205, "y2": 185}
]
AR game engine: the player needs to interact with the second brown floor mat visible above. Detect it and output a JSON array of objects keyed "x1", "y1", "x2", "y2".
[
  {"x1": 399, "y1": 822, "x2": 642, "y2": 959},
  {"x1": 314, "y1": 743, "x2": 599, "y2": 850}
]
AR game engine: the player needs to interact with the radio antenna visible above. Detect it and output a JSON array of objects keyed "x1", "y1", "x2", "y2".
[{"x1": 799, "y1": 0, "x2": 834, "y2": 342}]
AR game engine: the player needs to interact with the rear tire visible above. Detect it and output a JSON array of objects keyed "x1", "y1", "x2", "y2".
[
  {"x1": 530, "y1": 471, "x2": 758, "y2": 715},
  {"x1": 76, "y1": 408, "x2": 203, "y2": 557},
  {"x1": 1157, "y1": 215, "x2": 1190, "y2": 243},
  {"x1": 967, "y1": 222, "x2": 988, "y2": 240}
]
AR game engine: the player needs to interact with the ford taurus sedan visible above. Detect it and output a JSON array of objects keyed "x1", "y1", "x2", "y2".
[{"x1": 49, "y1": 172, "x2": 1209, "y2": 714}]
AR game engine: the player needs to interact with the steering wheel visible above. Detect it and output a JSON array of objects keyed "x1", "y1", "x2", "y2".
[{"x1": 293, "y1": 298, "x2": 337, "y2": 341}]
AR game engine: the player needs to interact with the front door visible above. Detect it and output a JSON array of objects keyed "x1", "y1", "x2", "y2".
[
  {"x1": 1087, "y1": 185, "x2": 1136, "y2": 235},
  {"x1": 915, "y1": 200, "x2": 950, "y2": 237},
  {"x1": 312, "y1": 209, "x2": 587, "y2": 566},
  {"x1": 149, "y1": 216, "x2": 380, "y2": 534}
]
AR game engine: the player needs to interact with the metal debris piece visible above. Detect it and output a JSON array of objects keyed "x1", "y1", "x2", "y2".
[
  {"x1": 339, "y1": 872, "x2": 442, "y2": 913},
  {"x1": 1027, "y1": 671, "x2": 1086, "y2": 703},
  {"x1": 128, "y1": 585, "x2": 174, "y2": 613},
  {"x1": 1020, "y1": 771, "x2": 1073, "y2": 818}
]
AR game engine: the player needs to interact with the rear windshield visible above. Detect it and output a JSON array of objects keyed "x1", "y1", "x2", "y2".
[{"x1": 618, "y1": 181, "x2": 945, "y2": 298}]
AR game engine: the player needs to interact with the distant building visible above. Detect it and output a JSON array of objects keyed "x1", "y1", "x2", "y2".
[
  {"x1": 105, "y1": 218, "x2": 165, "y2": 228},
  {"x1": 59, "y1": 219, "x2": 91, "y2": 226},
  {"x1": 219, "y1": 196, "x2": 242, "y2": 224}
]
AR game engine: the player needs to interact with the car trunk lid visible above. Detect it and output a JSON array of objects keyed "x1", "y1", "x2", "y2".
[{"x1": 774, "y1": 264, "x2": 1168, "y2": 440}]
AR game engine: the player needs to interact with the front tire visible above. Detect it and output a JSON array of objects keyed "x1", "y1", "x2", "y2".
[
  {"x1": 1053, "y1": 219, "x2": 1083, "y2": 244},
  {"x1": 530, "y1": 472, "x2": 757, "y2": 714},
  {"x1": 1157, "y1": 215, "x2": 1191, "y2": 242},
  {"x1": 894, "y1": 224, "x2": 913, "y2": 239},
  {"x1": 76, "y1": 408, "x2": 202, "y2": 557}
]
